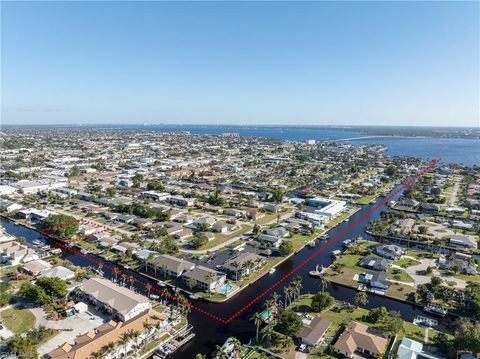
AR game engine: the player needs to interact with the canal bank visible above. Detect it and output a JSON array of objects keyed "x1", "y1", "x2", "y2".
[{"x1": 0, "y1": 184, "x2": 454, "y2": 358}]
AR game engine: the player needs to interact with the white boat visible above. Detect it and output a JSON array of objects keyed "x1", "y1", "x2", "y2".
[
  {"x1": 307, "y1": 240, "x2": 316, "y2": 247},
  {"x1": 269, "y1": 268, "x2": 276, "y2": 274},
  {"x1": 331, "y1": 250, "x2": 342, "y2": 258},
  {"x1": 32, "y1": 239, "x2": 43, "y2": 246},
  {"x1": 189, "y1": 294, "x2": 200, "y2": 300},
  {"x1": 157, "y1": 280, "x2": 166, "y2": 287},
  {"x1": 413, "y1": 315, "x2": 438, "y2": 327}
]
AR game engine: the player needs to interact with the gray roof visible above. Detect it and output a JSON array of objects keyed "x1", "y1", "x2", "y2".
[{"x1": 148, "y1": 254, "x2": 195, "y2": 274}]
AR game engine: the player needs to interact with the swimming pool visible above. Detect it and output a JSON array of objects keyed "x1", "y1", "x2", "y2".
[{"x1": 217, "y1": 283, "x2": 234, "y2": 294}]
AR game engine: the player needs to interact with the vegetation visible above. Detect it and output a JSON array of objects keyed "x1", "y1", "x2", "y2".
[{"x1": 39, "y1": 214, "x2": 79, "y2": 240}]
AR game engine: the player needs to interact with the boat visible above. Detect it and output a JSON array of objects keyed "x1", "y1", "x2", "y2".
[
  {"x1": 307, "y1": 240, "x2": 316, "y2": 248},
  {"x1": 331, "y1": 250, "x2": 342, "y2": 258},
  {"x1": 423, "y1": 304, "x2": 447, "y2": 317},
  {"x1": 309, "y1": 264, "x2": 323, "y2": 277},
  {"x1": 32, "y1": 239, "x2": 43, "y2": 246},
  {"x1": 189, "y1": 294, "x2": 200, "y2": 300},
  {"x1": 269, "y1": 268, "x2": 276, "y2": 274},
  {"x1": 413, "y1": 315, "x2": 438, "y2": 327},
  {"x1": 318, "y1": 234, "x2": 329, "y2": 241},
  {"x1": 157, "y1": 280, "x2": 166, "y2": 287},
  {"x1": 80, "y1": 249, "x2": 90, "y2": 254}
]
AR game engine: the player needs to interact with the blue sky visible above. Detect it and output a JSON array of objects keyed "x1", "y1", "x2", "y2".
[{"x1": 1, "y1": 1, "x2": 479, "y2": 127}]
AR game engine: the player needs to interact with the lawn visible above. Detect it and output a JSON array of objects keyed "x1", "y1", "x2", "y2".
[
  {"x1": 353, "y1": 194, "x2": 378, "y2": 205},
  {"x1": 387, "y1": 268, "x2": 414, "y2": 283},
  {"x1": 386, "y1": 282, "x2": 416, "y2": 301},
  {"x1": 333, "y1": 254, "x2": 362, "y2": 269},
  {"x1": 0, "y1": 308, "x2": 36, "y2": 334},
  {"x1": 394, "y1": 258, "x2": 421, "y2": 268}
]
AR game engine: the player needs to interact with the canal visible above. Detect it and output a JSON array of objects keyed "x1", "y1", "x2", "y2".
[{"x1": 0, "y1": 185, "x2": 452, "y2": 358}]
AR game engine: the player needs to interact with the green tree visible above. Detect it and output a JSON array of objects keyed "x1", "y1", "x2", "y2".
[
  {"x1": 40, "y1": 214, "x2": 79, "y2": 240},
  {"x1": 191, "y1": 235, "x2": 208, "y2": 249},
  {"x1": 365, "y1": 307, "x2": 388, "y2": 323},
  {"x1": 35, "y1": 277, "x2": 68, "y2": 299},
  {"x1": 18, "y1": 283, "x2": 50, "y2": 305},
  {"x1": 279, "y1": 241, "x2": 294, "y2": 256},
  {"x1": 354, "y1": 291, "x2": 369, "y2": 307},
  {"x1": 9, "y1": 334, "x2": 38, "y2": 359},
  {"x1": 310, "y1": 292, "x2": 334, "y2": 312},
  {"x1": 454, "y1": 317, "x2": 480, "y2": 353},
  {"x1": 106, "y1": 187, "x2": 116, "y2": 197},
  {"x1": 274, "y1": 309, "x2": 302, "y2": 338}
]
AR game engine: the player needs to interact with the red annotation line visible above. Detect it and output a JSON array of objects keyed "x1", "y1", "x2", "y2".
[{"x1": 39, "y1": 159, "x2": 440, "y2": 325}]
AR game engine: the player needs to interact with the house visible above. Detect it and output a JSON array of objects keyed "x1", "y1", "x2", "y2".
[
  {"x1": 419, "y1": 203, "x2": 439, "y2": 214},
  {"x1": 46, "y1": 309, "x2": 167, "y2": 359},
  {"x1": 223, "y1": 252, "x2": 265, "y2": 280},
  {"x1": 307, "y1": 197, "x2": 346, "y2": 219},
  {"x1": 0, "y1": 200, "x2": 22, "y2": 213},
  {"x1": 39, "y1": 266, "x2": 76, "y2": 281},
  {"x1": 168, "y1": 196, "x2": 195, "y2": 207},
  {"x1": 181, "y1": 265, "x2": 226, "y2": 292},
  {"x1": 247, "y1": 210, "x2": 265, "y2": 220},
  {"x1": 79, "y1": 277, "x2": 151, "y2": 322},
  {"x1": 397, "y1": 337, "x2": 443, "y2": 359},
  {"x1": 224, "y1": 209, "x2": 246, "y2": 218},
  {"x1": 438, "y1": 256, "x2": 477, "y2": 275},
  {"x1": 212, "y1": 222, "x2": 229, "y2": 233},
  {"x1": 449, "y1": 234, "x2": 478, "y2": 249},
  {"x1": 193, "y1": 217, "x2": 216, "y2": 229},
  {"x1": 21, "y1": 259, "x2": 53, "y2": 275},
  {"x1": 374, "y1": 244, "x2": 404, "y2": 260},
  {"x1": 116, "y1": 215, "x2": 136, "y2": 224},
  {"x1": 359, "y1": 271, "x2": 390, "y2": 291},
  {"x1": 0, "y1": 241, "x2": 39, "y2": 265},
  {"x1": 359, "y1": 255, "x2": 390, "y2": 272},
  {"x1": 397, "y1": 219, "x2": 415, "y2": 235},
  {"x1": 397, "y1": 198, "x2": 419, "y2": 208},
  {"x1": 78, "y1": 192, "x2": 93, "y2": 201},
  {"x1": 98, "y1": 238, "x2": 119, "y2": 249},
  {"x1": 141, "y1": 191, "x2": 169, "y2": 202},
  {"x1": 258, "y1": 234, "x2": 284, "y2": 248},
  {"x1": 173, "y1": 229, "x2": 193, "y2": 241},
  {"x1": 298, "y1": 316, "x2": 331, "y2": 347},
  {"x1": 333, "y1": 321, "x2": 389, "y2": 358},
  {"x1": 265, "y1": 227, "x2": 289, "y2": 238},
  {"x1": 134, "y1": 249, "x2": 158, "y2": 262},
  {"x1": 147, "y1": 254, "x2": 195, "y2": 278}
]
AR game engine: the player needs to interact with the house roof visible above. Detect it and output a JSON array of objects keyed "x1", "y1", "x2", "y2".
[
  {"x1": 148, "y1": 254, "x2": 195, "y2": 274},
  {"x1": 182, "y1": 265, "x2": 224, "y2": 284},
  {"x1": 299, "y1": 317, "x2": 331, "y2": 344},
  {"x1": 334, "y1": 321, "x2": 388, "y2": 356},
  {"x1": 80, "y1": 278, "x2": 150, "y2": 317},
  {"x1": 47, "y1": 309, "x2": 166, "y2": 359}
]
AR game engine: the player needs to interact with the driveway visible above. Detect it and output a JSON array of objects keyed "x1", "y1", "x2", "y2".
[
  {"x1": 35, "y1": 306, "x2": 109, "y2": 356},
  {"x1": 295, "y1": 351, "x2": 307, "y2": 359}
]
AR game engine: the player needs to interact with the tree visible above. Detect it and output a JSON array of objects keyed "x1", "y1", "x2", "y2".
[
  {"x1": 205, "y1": 272, "x2": 216, "y2": 297},
  {"x1": 318, "y1": 274, "x2": 329, "y2": 292},
  {"x1": 40, "y1": 214, "x2": 79, "y2": 240},
  {"x1": 271, "y1": 188, "x2": 285, "y2": 204},
  {"x1": 274, "y1": 309, "x2": 302, "y2": 338},
  {"x1": 365, "y1": 307, "x2": 388, "y2": 323},
  {"x1": 9, "y1": 334, "x2": 38, "y2": 359},
  {"x1": 147, "y1": 181, "x2": 165, "y2": 191},
  {"x1": 35, "y1": 277, "x2": 67, "y2": 299},
  {"x1": 18, "y1": 283, "x2": 51, "y2": 305},
  {"x1": 383, "y1": 311, "x2": 404, "y2": 335},
  {"x1": 186, "y1": 277, "x2": 197, "y2": 290},
  {"x1": 430, "y1": 276, "x2": 443, "y2": 287},
  {"x1": 354, "y1": 291, "x2": 369, "y2": 307},
  {"x1": 0, "y1": 282, "x2": 12, "y2": 306},
  {"x1": 195, "y1": 354, "x2": 207, "y2": 359},
  {"x1": 311, "y1": 292, "x2": 334, "y2": 312},
  {"x1": 68, "y1": 166, "x2": 81, "y2": 177},
  {"x1": 385, "y1": 166, "x2": 397, "y2": 177},
  {"x1": 279, "y1": 241, "x2": 294, "y2": 256},
  {"x1": 106, "y1": 187, "x2": 116, "y2": 197},
  {"x1": 454, "y1": 317, "x2": 480, "y2": 353},
  {"x1": 253, "y1": 312, "x2": 263, "y2": 342},
  {"x1": 191, "y1": 235, "x2": 208, "y2": 249},
  {"x1": 418, "y1": 226, "x2": 428, "y2": 234}
]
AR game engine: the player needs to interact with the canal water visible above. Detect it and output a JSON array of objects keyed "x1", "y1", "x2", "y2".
[{"x1": 0, "y1": 186, "x2": 452, "y2": 358}]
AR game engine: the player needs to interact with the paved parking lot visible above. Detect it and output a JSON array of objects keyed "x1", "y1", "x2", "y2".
[{"x1": 37, "y1": 306, "x2": 109, "y2": 356}]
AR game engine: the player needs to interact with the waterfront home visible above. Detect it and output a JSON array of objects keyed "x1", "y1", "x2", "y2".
[
  {"x1": 374, "y1": 244, "x2": 405, "y2": 260},
  {"x1": 397, "y1": 337, "x2": 443, "y2": 359},
  {"x1": 397, "y1": 198, "x2": 419, "y2": 208},
  {"x1": 438, "y1": 257, "x2": 477, "y2": 275},
  {"x1": 333, "y1": 321, "x2": 389, "y2": 358},
  {"x1": 46, "y1": 308, "x2": 167, "y2": 359},
  {"x1": 0, "y1": 241, "x2": 39, "y2": 265},
  {"x1": 223, "y1": 252, "x2": 265, "y2": 280},
  {"x1": 134, "y1": 249, "x2": 158, "y2": 262},
  {"x1": 181, "y1": 265, "x2": 226, "y2": 292},
  {"x1": 359, "y1": 271, "x2": 390, "y2": 291},
  {"x1": 306, "y1": 197, "x2": 346, "y2": 219},
  {"x1": 397, "y1": 219, "x2": 415, "y2": 235},
  {"x1": 298, "y1": 316, "x2": 331, "y2": 347},
  {"x1": 419, "y1": 203, "x2": 439, "y2": 214},
  {"x1": 79, "y1": 277, "x2": 151, "y2": 322},
  {"x1": 449, "y1": 234, "x2": 478, "y2": 249},
  {"x1": 147, "y1": 254, "x2": 195, "y2": 278},
  {"x1": 0, "y1": 200, "x2": 22, "y2": 213},
  {"x1": 359, "y1": 255, "x2": 390, "y2": 272}
]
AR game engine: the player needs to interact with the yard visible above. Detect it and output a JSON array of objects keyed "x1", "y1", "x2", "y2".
[
  {"x1": 0, "y1": 307, "x2": 36, "y2": 334},
  {"x1": 394, "y1": 258, "x2": 421, "y2": 268}
]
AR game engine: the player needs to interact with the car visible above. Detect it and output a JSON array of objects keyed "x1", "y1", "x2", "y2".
[{"x1": 299, "y1": 344, "x2": 307, "y2": 352}]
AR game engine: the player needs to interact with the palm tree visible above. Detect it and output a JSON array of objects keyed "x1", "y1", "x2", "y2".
[
  {"x1": 283, "y1": 286, "x2": 292, "y2": 308},
  {"x1": 205, "y1": 272, "x2": 216, "y2": 297},
  {"x1": 105, "y1": 341, "x2": 116, "y2": 357},
  {"x1": 230, "y1": 336, "x2": 243, "y2": 359},
  {"x1": 195, "y1": 354, "x2": 207, "y2": 359},
  {"x1": 271, "y1": 292, "x2": 280, "y2": 307},
  {"x1": 261, "y1": 325, "x2": 275, "y2": 346},
  {"x1": 146, "y1": 253, "x2": 156, "y2": 272},
  {"x1": 118, "y1": 332, "x2": 130, "y2": 358},
  {"x1": 90, "y1": 351, "x2": 103, "y2": 359},
  {"x1": 113, "y1": 267, "x2": 120, "y2": 282},
  {"x1": 231, "y1": 261, "x2": 240, "y2": 281},
  {"x1": 215, "y1": 345, "x2": 229, "y2": 359},
  {"x1": 161, "y1": 264, "x2": 168, "y2": 278},
  {"x1": 293, "y1": 277, "x2": 302, "y2": 301},
  {"x1": 253, "y1": 312, "x2": 263, "y2": 342},
  {"x1": 129, "y1": 330, "x2": 141, "y2": 349},
  {"x1": 145, "y1": 283, "x2": 152, "y2": 297},
  {"x1": 143, "y1": 319, "x2": 153, "y2": 335},
  {"x1": 318, "y1": 274, "x2": 329, "y2": 292}
]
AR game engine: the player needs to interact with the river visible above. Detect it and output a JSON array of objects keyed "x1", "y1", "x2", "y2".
[{"x1": 0, "y1": 184, "x2": 453, "y2": 357}]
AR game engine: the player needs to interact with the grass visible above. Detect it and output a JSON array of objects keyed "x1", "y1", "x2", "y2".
[
  {"x1": 137, "y1": 333, "x2": 170, "y2": 356},
  {"x1": 353, "y1": 194, "x2": 378, "y2": 204},
  {"x1": 333, "y1": 254, "x2": 362, "y2": 269},
  {"x1": 0, "y1": 308, "x2": 36, "y2": 334},
  {"x1": 254, "y1": 211, "x2": 290, "y2": 225},
  {"x1": 449, "y1": 272, "x2": 480, "y2": 284},
  {"x1": 325, "y1": 212, "x2": 352, "y2": 228},
  {"x1": 394, "y1": 258, "x2": 421, "y2": 268},
  {"x1": 387, "y1": 268, "x2": 414, "y2": 283},
  {"x1": 386, "y1": 282, "x2": 416, "y2": 301}
]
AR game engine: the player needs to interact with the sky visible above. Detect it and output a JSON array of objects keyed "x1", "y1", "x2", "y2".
[{"x1": 1, "y1": 1, "x2": 479, "y2": 127}]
